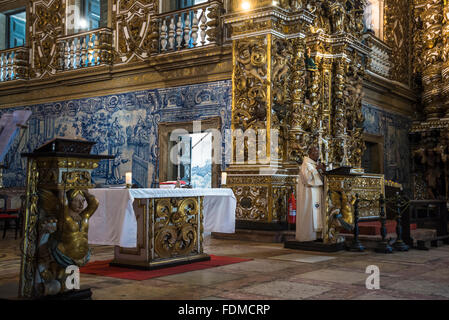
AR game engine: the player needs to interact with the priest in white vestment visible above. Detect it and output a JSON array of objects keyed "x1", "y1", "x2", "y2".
[{"x1": 296, "y1": 147, "x2": 326, "y2": 242}]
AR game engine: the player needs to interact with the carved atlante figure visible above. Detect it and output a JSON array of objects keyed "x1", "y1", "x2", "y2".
[
  {"x1": 51, "y1": 189, "x2": 99, "y2": 267},
  {"x1": 35, "y1": 188, "x2": 98, "y2": 295},
  {"x1": 327, "y1": 190, "x2": 354, "y2": 243}
]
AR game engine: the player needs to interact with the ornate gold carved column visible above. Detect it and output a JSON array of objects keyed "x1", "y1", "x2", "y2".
[
  {"x1": 442, "y1": 1, "x2": 449, "y2": 116},
  {"x1": 412, "y1": 0, "x2": 444, "y2": 120},
  {"x1": 224, "y1": 1, "x2": 369, "y2": 229},
  {"x1": 305, "y1": 0, "x2": 368, "y2": 169},
  {"x1": 224, "y1": 3, "x2": 313, "y2": 228}
]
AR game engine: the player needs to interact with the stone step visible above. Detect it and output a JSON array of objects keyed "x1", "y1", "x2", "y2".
[
  {"x1": 213, "y1": 226, "x2": 447, "y2": 250},
  {"x1": 212, "y1": 229, "x2": 296, "y2": 243}
]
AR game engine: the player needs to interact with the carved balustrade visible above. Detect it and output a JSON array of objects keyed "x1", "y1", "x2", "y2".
[
  {"x1": 363, "y1": 32, "x2": 392, "y2": 79},
  {"x1": 0, "y1": 47, "x2": 28, "y2": 82},
  {"x1": 157, "y1": 0, "x2": 223, "y2": 53},
  {"x1": 56, "y1": 28, "x2": 113, "y2": 71}
]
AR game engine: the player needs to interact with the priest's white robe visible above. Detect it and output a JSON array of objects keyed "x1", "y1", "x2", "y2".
[{"x1": 296, "y1": 156, "x2": 324, "y2": 241}]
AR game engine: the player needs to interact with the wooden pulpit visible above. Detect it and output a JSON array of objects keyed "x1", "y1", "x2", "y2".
[{"x1": 18, "y1": 138, "x2": 113, "y2": 299}]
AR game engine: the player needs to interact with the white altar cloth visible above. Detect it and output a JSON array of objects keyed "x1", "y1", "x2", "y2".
[{"x1": 88, "y1": 188, "x2": 236, "y2": 248}]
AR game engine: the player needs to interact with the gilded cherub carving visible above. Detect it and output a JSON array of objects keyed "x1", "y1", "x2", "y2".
[
  {"x1": 35, "y1": 188, "x2": 98, "y2": 295},
  {"x1": 326, "y1": 190, "x2": 355, "y2": 244}
]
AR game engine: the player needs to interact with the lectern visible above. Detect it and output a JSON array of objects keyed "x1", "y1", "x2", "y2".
[
  {"x1": 285, "y1": 166, "x2": 385, "y2": 252},
  {"x1": 19, "y1": 138, "x2": 113, "y2": 299}
]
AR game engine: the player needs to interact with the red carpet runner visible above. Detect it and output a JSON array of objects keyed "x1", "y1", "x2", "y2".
[{"x1": 80, "y1": 255, "x2": 252, "y2": 281}]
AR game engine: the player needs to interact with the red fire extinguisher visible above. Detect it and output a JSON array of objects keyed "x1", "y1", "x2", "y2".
[{"x1": 288, "y1": 191, "x2": 296, "y2": 225}]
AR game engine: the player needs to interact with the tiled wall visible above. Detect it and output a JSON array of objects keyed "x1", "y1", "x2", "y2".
[
  {"x1": 0, "y1": 80, "x2": 232, "y2": 188},
  {"x1": 362, "y1": 103, "x2": 412, "y2": 193},
  {"x1": 1, "y1": 87, "x2": 412, "y2": 192}
]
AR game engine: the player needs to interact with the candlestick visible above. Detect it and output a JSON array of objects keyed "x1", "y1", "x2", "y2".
[
  {"x1": 221, "y1": 172, "x2": 227, "y2": 185},
  {"x1": 126, "y1": 172, "x2": 132, "y2": 188}
]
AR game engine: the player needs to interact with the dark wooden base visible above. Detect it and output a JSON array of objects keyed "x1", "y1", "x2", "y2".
[
  {"x1": 393, "y1": 240, "x2": 409, "y2": 251},
  {"x1": 348, "y1": 240, "x2": 365, "y2": 252},
  {"x1": 37, "y1": 288, "x2": 92, "y2": 300},
  {"x1": 375, "y1": 241, "x2": 393, "y2": 253},
  {"x1": 110, "y1": 253, "x2": 211, "y2": 270},
  {"x1": 284, "y1": 240, "x2": 346, "y2": 252},
  {"x1": 236, "y1": 220, "x2": 288, "y2": 231}
]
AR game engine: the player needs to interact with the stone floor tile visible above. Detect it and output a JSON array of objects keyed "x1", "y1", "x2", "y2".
[
  {"x1": 291, "y1": 269, "x2": 368, "y2": 286},
  {"x1": 240, "y1": 280, "x2": 332, "y2": 300},
  {"x1": 211, "y1": 259, "x2": 300, "y2": 274},
  {"x1": 386, "y1": 279, "x2": 449, "y2": 298},
  {"x1": 269, "y1": 253, "x2": 336, "y2": 263},
  {"x1": 159, "y1": 269, "x2": 245, "y2": 286},
  {"x1": 354, "y1": 292, "x2": 406, "y2": 300}
]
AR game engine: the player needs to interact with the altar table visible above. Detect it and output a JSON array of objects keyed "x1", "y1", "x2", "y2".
[{"x1": 88, "y1": 188, "x2": 236, "y2": 269}]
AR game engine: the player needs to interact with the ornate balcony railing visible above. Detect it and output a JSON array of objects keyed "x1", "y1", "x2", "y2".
[
  {"x1": 363, "y1": 32, "x2": 392, "y2": 79},
  {"x1": 57, "y1": 28, "x2": 113, "y2": 71},
  {"x1": 0, "y1": 47, "x2": 28, "y2": 82},
  {"x1": 157, "y1": 0, "x2": 223, "y2": 53}
]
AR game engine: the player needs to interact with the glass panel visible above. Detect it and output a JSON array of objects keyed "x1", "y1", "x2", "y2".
[
  {"x1": 164, "y1": 0, "x2": 208, "y2": 12},
  {"x1": 364, "y1": 0, "x2": 383, "y2": 38},
  {"x1": 168, "y1": 132, "x2": 212, "y2": 188},
  {"x1": 85, "y1": 0, "x2": 100, "y2": 30},
  {"x1": 66, "y1": 0, "x2": 107, "y2": 34},
  {"x1": 190, "y1": 132, "x2": 212, "y2": 188},
  {"x1": 178, "y1": 134, "x2": 192, "y2": 183},
  {"x1": 8, "y1": 11, "x2": 26, "y2": 49},
  {"x1": 177, "y1": 0, "x2": 194, "y2": 9}
]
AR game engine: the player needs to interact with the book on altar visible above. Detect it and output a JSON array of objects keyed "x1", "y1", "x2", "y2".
[{"x1": 159, "y1": 181, "x2": 186, "y2": 189}]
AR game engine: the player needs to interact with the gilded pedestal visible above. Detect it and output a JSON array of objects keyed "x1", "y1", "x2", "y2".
[{"x1": 111, "y1": 196, "x2": 209, "y2": 269}]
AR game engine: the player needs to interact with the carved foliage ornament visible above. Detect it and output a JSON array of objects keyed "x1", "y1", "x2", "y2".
[
  {"x1": 153, "y1": 197, "x2": 200, "y2": 259},
  {"x1": 233, "y1": 37, "x2": 268, "y2": 130},
  {"x1": 233, "y1": 185, "x2": 268, "y2": 221},
  {"x1": 272, "y1": 37, "x2": 293, "y2": 127}
]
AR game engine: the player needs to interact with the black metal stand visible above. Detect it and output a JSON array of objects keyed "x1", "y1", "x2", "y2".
[
  {"x1": 393, "y1": 192, "x2": 409, "y2": 251},
  {"x1": 375, "y1": 194, "x2": 393, "y2": 253},
  {"x1": 348, "y1": 194, "x2": 365, "y2": 252}
]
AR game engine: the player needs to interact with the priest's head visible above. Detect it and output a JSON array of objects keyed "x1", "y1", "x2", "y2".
[{"x1": 308, "y1": 146, "x2": 320, "y2": 162}]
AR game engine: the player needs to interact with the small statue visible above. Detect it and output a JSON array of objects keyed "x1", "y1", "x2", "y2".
[
  {"x1": 330, "y1": 2, "x2": 345, "y2": 33},
  {"x1": 305, "y1": 48, "x2": 318, "y2": 71}
]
